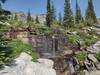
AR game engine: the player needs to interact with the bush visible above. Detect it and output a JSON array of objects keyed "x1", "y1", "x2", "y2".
[
  {"x1": 75, "y1": 51, "x2": 87, "y2": 61},
  {"x1": 0, "y1": 37, "x2": 13, "y2": 68},
  {"x1": 67, "y1": 35, "x2": 80, "y2": 44},
  {"x1": 78, "y1": 32, "x2": 97, "y2": 46},
  {"x1": 8, "y1": 39, "x2": 39, "y2": 62},
  {"x1": 83, "y1": 35, "x2": 97, "y2": 46}
]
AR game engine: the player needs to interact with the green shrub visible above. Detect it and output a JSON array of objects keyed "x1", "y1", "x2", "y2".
[
  {"x1": 67, "y1": 35, "x2": 80, "y2": 44},
  {"x1": 83, "y1": 35, "x2": 97, "y2": 46},
  {"x1": 75, "y1": 51, "x2": 87, "y2": 61},
  {"x1": 0, "y1": 37, "x2": 13, "y2": 68},
  {"x1": 78, "y1": 32, "x2": 97, "y2": 46},
  {"x1": 8, "y1": 39, "x2": 39, "y2": 61}
]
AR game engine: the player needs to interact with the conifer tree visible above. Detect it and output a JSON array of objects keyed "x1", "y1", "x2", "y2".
[
  {"x1": 0, "y1": 0, "x2": 6, "y2": 3},
  {"x1": 85, "y1": 0, "x2": 97, "y2": 25},
  {"x1": 27, "y1": 9, "x2": 31, "y2": 23},
  {"x1": 46, "y1": 0, "x2": 52, "y2": 27},
  {"x1": 58, "y1": 12, "x2": 62, "y2": 25},
  {"x1": 14, "y1": 13, "x2": 18, "y2": 21},
  {"x1": 51, "y1": 1, "x2": 56, "y2": 22},
  {"x1": 63, "y1": 0, "x2": 74, "y2": 28},
  {"x1": 75, "y1": 0, "x2": 82, "y2": 24},
  {"x1": 35, "y1": 16, "x2": 40, "y2": 24}
]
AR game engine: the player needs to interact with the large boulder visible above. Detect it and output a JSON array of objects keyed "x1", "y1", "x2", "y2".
[{"x1": 0, "y1": 52, "x2": 56, "y2": 75}]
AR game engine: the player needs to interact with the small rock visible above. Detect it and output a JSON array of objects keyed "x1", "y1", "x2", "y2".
[
  {"x1": 88, "y1": 54, "x2": 98, "y2": 63},
  {"x1": 62, "y1": 50, "x2": 73, "y2": 56}
]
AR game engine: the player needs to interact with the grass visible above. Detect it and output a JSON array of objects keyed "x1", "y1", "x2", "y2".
[
  {"x1": 8, "y1": 39, "x2": 39, "y2": 62},
  {"x1": 75, "y1": 51, "x2": 88, "y2": 61}
]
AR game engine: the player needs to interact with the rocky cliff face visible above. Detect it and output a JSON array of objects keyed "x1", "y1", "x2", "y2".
[{"x1": 0, "y1": 52, "x2": 56, "y2": 75}]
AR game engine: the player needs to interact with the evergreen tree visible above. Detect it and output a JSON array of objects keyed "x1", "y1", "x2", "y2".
[
  {"x1": 14, "y1": 13, "x2": 18, "y2": 21},
  {"x1": 58, "y1": 12, "x2": 62, "y2": 25},
  {"x1": 51, "y1": 1, "x2": 56, "y2": 22},
  {"x1": 75, "y1": 0, "x2": 82, "y2": 24},
  {"x1": 0, "y1": 0, "x2": 6, "y2": 3},
  {"x1": 35, "y1": 16, "x2": 40, "y2": 24},
  {"x1": 63, "y1": 0, "x2": 74, "y2": 28},
  {"x1": 27, "y1": 9, "x2": 31, "y2": 23},
  {"x1": 46, "y1": 0, "x2": 52, "y2": 27},
  {"x1": 0, "y1": 0, "x2": 12, "y2": 68},
  {"x1": 85, "y1": 0, "x2": 97, "y2": 25}
]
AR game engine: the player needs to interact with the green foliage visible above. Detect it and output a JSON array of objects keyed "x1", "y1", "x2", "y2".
[
  {"x1": 8, "y1": 39, "x2": 38, "y2": 61},
  {"x1": 46, "y1": 0, "x2": 52, "y2": 27},
  {"x1": 83, "y1": 35, "x2": 97, "y2": 46},
  {"x1": 75, "y1": 0, "x2": 82, "y2": 24},
  {"x1": 85, "y1": 0, "x2": 97, "y2": 25},
  {"x1": 67, "y1": 31, "x2": 97, "y2": 47},
  {"x1": 0, "y1": 0, "x2": 6, "y2": 3},
  {"x1": 63, "y1": 0, "x2": 74, "y2": 28},
  {"x1": 74, "y1": 23, "x2": 85, "y2": 30},
  {"x1": 35, "y1": 16, "x2": 40, "y2": 24},
  {"x1": 58, "y1": 12, "x2": 62, "y2": 25},
  {"x1": 75, "y1": 51, "x2": 87, "y2": 61},
  {"x1": 0, "y1": 1, "x2": 12, "y2": 68},
  {"x1": 14, "y1": 13, "x2": 18, "y2": 20},
  {"x1": 0, "y1": 37, "x2": 13, "y2": 68},
  {"x1": 32, "y1": 24, "x2": 53, "y2": 35},
  {"x1": 27, "y1": 9, "x2": 32, "y2": 23},
  {"x1": 78, "y1": 32, "x2": 97, "y2": 46},
  {"x1": 51, "y1": 1, "x2": 56, "y2": 22},
  {"x1": 8, "y1": 20, "x2": 26, "y2": 29},
  {"x1": 96, "y1": 53, "x2": 100, "y2": 62},
  {"x1": 67, "y1": 35, "x2": 80, "y2": 44}
]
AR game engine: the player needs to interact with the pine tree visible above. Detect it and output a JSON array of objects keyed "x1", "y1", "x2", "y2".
[
  {"x1": 63, "y1": 0, "x2": 74, "y2": 28},
  {"x1": 75, "y1": 0, "x2": 82, "y2": 24},
  {"x1": 0, "y1": 0, "x2": 6, "y2": 3},
  {"x1": 35, "y1": 16, "x2": 40, "y2": 24},
  {"x1": 46, "y1": 0, "x2": 52, "y2": 27},
  {"x1": 27, "y1": 9, "x2": 32, "y2": 23},
  {"x1": 58, "y1": 12, "x2": 62, "y2": 25},
  {"x1": 14, "y1": 13, "x2": 18, "y2": 21},
  {"x1": 85, "y1": 0, "x2": 97, "y2": 25},
  {"x1": 51, "y1": 1, "x2": 56, "y2": 22}
]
